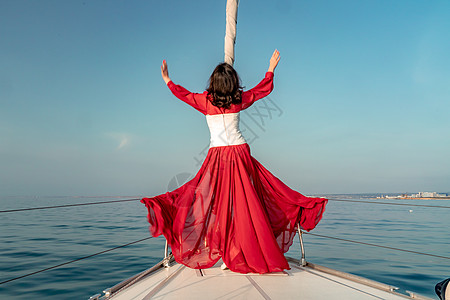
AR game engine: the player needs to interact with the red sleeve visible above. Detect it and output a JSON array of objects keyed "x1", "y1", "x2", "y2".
[
  {"x1": 241, "y1": 72, "x2": 274, "y2": 109},
  {"x1": 167, "y1": 81, "x2": 207, "y2": 114}
]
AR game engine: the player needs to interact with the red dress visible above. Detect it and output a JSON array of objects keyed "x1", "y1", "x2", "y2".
[{"x1": 141, "y1": 72, "x2": 328, "y2": 274}]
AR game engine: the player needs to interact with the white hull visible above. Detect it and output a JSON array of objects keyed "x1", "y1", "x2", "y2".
[{"x1": 92, "y1": 256, "x2": 432, "y2": 300}]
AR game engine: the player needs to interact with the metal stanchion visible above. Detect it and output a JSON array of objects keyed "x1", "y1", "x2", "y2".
[{"x1": 297, "y1": 224, "x2": 306, "y2": 267}]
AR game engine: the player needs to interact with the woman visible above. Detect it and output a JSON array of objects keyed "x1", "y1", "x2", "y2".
[{"x1": 141, "y1": 50, "x2": 328, "y2": 274}]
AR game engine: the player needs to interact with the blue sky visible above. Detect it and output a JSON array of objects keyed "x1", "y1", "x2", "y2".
[{"x1": 1, "y1": 0, "x2": 449, "y2": 196}]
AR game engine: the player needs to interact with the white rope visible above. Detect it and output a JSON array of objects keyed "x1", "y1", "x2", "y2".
[{"x1": 224, "y1": 0, "x2": 239, "y2": 66}]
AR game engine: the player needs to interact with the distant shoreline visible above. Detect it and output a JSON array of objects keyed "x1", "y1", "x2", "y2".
[{"x1": 375, "y1": 197, "x2": 450, "y2": 200}]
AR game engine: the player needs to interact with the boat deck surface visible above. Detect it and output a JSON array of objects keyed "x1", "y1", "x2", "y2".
[{"x1": 107, "y1": 257, "x2": 431, "y2": 300}]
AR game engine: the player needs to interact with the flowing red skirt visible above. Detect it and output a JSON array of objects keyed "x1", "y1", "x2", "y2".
[{"x1": 141, "y1": 143, "x2": 327, "y2": 274}]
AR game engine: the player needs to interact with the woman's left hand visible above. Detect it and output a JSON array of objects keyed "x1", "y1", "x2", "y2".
[{"x1": 161, "y1": 59, "x2": 171, "y2": 84}]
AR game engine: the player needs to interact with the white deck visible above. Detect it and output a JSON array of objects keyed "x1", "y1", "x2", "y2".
[{"x1": 106, "y1": 257, "x2": 431, "y2": 300}]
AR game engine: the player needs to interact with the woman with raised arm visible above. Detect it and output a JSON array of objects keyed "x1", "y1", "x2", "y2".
[{"x1": 141, "y1": 50, "x2": 328, "y2": 274}]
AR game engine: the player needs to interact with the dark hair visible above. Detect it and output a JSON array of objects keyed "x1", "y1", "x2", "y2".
[{"x1": 206, "y1": 63, "x2": 243, "y2": 109}]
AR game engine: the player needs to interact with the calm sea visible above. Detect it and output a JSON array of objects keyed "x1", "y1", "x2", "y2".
[{"x1": 0, "y1": 194, "x2": 448, "y2": 299}]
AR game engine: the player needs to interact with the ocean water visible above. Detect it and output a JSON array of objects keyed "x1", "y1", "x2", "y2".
[{"x1": 0, "y1": 194, "x2": 448, "y2": 299}]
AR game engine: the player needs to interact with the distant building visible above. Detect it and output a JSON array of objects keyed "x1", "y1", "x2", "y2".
[
  {"x1": 376, "y1": 192, "x2": 449, "y2": 199},
  {"x1": 410, "y1": 192, "x2": 448, "y2": 198}
]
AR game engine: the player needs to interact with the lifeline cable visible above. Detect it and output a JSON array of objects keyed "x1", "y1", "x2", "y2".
[
  {"x1": 303, "y1": 232, "x2": 450, "y2": 261},
  {"x1": 326, "y1": 198, "x2": 450, "y2": 209},
  {"x1": 0, "y1": 198, "x2": 140, "y2": 213},
  {"x1": 0, "y1": 236, "x2": 152, "y2": 286},
  {"x1": 1, "y1": 197, "x2": 449, "y2": 214}
]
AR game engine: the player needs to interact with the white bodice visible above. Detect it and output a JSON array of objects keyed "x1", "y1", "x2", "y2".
[{"x1": 205, "y1": 112, "x2": 246, "y2": 147}]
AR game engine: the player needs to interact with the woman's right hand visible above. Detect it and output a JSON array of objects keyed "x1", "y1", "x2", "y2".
[
  {"x1": 268, "y1": 49, "x2": 280, "y2": 73},
  {"x1": 161, "y1": 59, "x2": 171, "y2": 84}
]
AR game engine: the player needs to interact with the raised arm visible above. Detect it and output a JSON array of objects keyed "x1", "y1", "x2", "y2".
[
  {"x1": 161, "y1": 60, "x2": 207, "y2": 114},
  {"x1": 241, "y1": 50, "x2": 280, "y2": 109}
]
